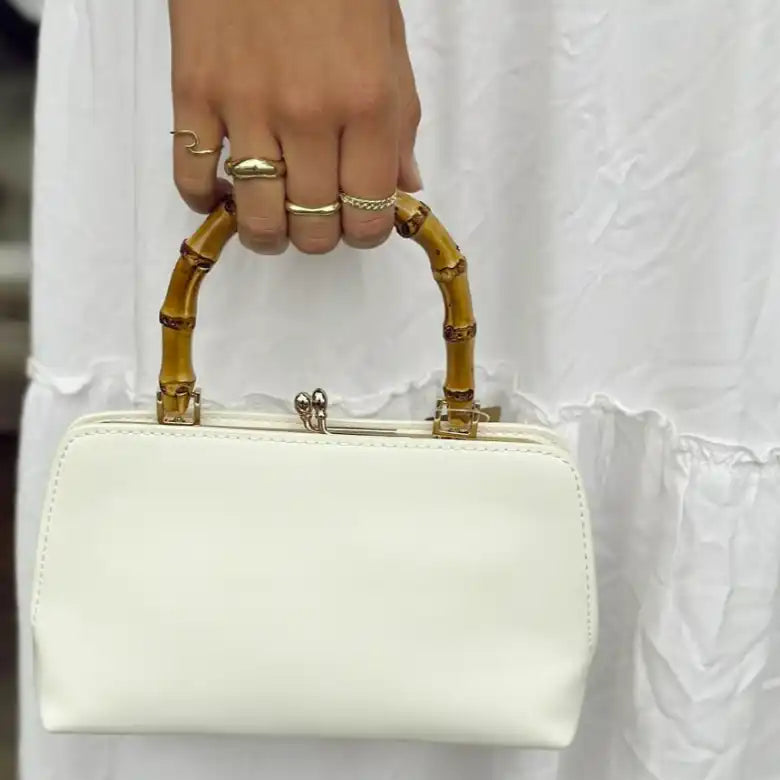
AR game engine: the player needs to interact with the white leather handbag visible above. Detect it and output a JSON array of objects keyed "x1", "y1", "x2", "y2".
[{"x1": 31, "y1": 194, "x2": 598, "y2": 748}]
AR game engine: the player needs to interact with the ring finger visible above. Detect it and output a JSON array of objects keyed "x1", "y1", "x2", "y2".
[{"x1": 339, "y1": 105, "x2": 399, "y2": 249}]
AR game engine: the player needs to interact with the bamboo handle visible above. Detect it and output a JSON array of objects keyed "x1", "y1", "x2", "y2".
[{"x1": 159, "y1": 193, "x2": 476, "y2": 424}]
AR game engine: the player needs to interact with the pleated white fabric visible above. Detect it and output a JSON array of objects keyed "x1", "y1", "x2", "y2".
[{"x1": 17, "y1": 1, "x2": 780, "y2": 778}]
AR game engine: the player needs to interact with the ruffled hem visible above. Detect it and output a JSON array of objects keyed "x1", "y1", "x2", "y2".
[{"x1": 26, "y1": 357, "x2": 780, "y2": 464}]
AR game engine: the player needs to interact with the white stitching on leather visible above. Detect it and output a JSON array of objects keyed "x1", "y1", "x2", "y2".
[
  {"x1": 32, "y1": 427, "x2": 595, "y2": 653},
  {"x1": 572, "y1": 469, "x2": 593, "y2": 651}
]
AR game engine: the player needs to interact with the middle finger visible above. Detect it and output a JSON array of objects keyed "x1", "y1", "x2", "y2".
[{"x1": 283, "y1": 130, "x2": 342, "y2": 256}]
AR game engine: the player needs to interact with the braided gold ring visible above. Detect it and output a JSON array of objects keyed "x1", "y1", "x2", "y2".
[
  {"x1": 339, "y1": 191, "x2": 398, "y2": 212},
  {"x1": 170, "y1": 130, "x2": 222, "y2": 157},
  {"x1": 224, "y1": 157, "x2": 287, "y2": 180},
  {"x1": 285, "y1": 200, "x2": 342, "y2": 217}
]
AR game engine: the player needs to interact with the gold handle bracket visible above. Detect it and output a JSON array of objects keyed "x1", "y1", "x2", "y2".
[{"x1": 158, "y1": 193, "x2": 479, "y2": 438}]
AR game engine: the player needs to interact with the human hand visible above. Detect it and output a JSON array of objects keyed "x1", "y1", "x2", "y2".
[{"x1": 169, "y1": 0, "x2": 422, "y2": 255}]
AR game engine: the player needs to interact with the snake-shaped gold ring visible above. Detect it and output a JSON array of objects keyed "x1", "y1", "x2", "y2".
[{"x1": 170, "y1": 130, "x2": 222, "y2": 157}]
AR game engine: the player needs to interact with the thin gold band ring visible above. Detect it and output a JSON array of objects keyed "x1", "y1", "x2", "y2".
[
  {"x1": 285, "y1": 200, "x2": 342, "y2": 217},
  {"x1": 224, "y1": 157, "x2": 288, "y2": 180},
  {"x1": 339, "y1": 191, "x2": 398, "y2": 211},
  {"x1": 170, "y1": 130, "x2": 222, "y2": 157}
]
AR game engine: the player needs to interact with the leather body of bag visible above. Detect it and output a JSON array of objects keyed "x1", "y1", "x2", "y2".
[{"x1": 31, "y1": 194, "x2": 598, "y2": 748}]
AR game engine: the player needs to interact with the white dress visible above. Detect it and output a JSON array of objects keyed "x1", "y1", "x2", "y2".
[{"x1": 17, "y1": 1, "x2": 780, "y2": 778}]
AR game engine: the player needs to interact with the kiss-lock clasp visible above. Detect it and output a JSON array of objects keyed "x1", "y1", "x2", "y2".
[{"x1": 294, "y1": 388, "x2": 329, "y2": 434}]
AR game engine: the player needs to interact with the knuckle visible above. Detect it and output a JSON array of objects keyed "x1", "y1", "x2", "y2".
[
  {"x1": 344, "y1": 78, "x2": 395, "y2": 118},
  {"x1": 407, "y1": 95, "x2": 422, "y2": 128},
  {"x1": 279, "y1": 91, "x2": 328, "y2": 127},
  {"x1": 239, "y1": 234, "x2": 288, "y2": 255},
  {"x1": 345, "y1": 213, "x2": 393, "y2": 246},
  {"x1": 172, "y1": 71, "x2": 213, "y2": 106},
  {"x1": 223, "y1": 81, "x2": 265, "y2": 112},
  {"x1": 239, "y1": 215, "x2": 286, "y2": 248},
  {"x1": 293, "y1": 232, "x2": 340, "y2": 256},
  {"x1": 174, "y1": 174, "x2": 212, "y2": 201}
]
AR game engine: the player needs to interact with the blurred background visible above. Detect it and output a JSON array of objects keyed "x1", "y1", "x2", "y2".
[{"x1": 0, "y1": 0, "x2": 38, "y2": 775}]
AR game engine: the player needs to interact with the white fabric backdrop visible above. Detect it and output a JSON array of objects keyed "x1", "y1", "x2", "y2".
[{"x1": 17, "y1": 1, "x2": 780, "y2": 778}]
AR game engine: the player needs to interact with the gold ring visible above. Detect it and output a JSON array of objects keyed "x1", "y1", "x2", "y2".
[
  {"x1": 285, "y1": 200, "x2": 342, "y2": 217},
  {"x1": 170, "y1": 130, "x2": 222, "y2": 156},
  {"x1": 339, "y1": 191, "x2": 398, "y2": 212},
  {"x1": 224, "y1": 157, "x2": 287, "y2": 180}
]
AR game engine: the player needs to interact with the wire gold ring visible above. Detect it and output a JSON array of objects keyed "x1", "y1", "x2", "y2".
[
  {"x1": 170, "y1": 130, "x2": 222, "y2": 157},
  {"x1": 339, "y1": 191, "x2": 398, "y2": 212},
  {"x1": 224, "y1": 157, "x2": 288, "y2": 180},
  {"x1": 285, "y1": 200, "x2": 342, "y2": 217}
]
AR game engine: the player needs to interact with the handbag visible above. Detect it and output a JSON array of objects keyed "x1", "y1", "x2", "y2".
[{"x1": 31, "y1": 193, "x2": 598, "y2": 748}]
